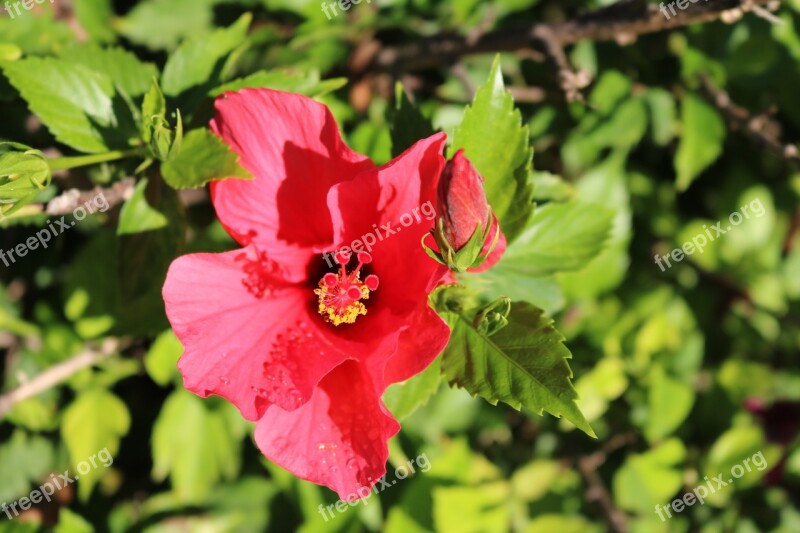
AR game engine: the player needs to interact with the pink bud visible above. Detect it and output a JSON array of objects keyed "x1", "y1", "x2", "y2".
[{"x1": 437, "y1": 149, "x2": 490, "y2": 251}]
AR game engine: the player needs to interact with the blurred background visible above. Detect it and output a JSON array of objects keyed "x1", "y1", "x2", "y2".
[{"x1": 1, "y1": 0, "x2": 799, "y2": 531}]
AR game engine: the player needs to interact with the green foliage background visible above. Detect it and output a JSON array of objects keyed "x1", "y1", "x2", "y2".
[{"x1": 1, "y1": 0, "x2": 799, "y2": 532}]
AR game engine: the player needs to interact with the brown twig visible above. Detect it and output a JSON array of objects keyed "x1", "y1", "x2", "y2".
[
  {"x1": 44, "y1": 177, "x2": 136, "y2": 216},
  {"x1": 575, "y1": 432, "x2": 637, "y2": 533},
  {"x1": 699, "y1": 75, "x2": 800, "y2": 171},
  {"x1": 363, "y1": 0, "x2": 776, "y2": 92},
  {"x1": 0, "y1": 338, "x2": 120, "y2": 419}
]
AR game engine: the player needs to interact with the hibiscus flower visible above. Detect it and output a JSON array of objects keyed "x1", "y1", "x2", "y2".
[{"x1": 162, "y1": 88, "x2": 480, "y2": 499}]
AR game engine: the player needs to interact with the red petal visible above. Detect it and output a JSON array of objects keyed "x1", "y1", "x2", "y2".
[
  {"x1": 329, "y1": 133, "x2": 446, "y2": 247},
  {"x1": 381, "y1": 303, "x2": 451, "y2": 386},
  {"x1": 327, "y1": 134, "x2": 449, "y2": 319},
  {"x1": 162, "y1": 247, "x2": 351, "y2": 421},
  {"x1": 210, "y1": 89, "x2": 375, "y2": 271},
  {"x1": 254, "y1": 361, "x2": 400, "y2": 500}
]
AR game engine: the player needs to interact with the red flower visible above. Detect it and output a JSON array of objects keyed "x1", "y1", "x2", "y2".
[{"x1": 162, "y1": 89, "x2": 454, "y2": 499}]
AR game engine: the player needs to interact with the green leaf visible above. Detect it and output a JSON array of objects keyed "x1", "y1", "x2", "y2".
[
  {"x1": 383, "y1": 356, "x2": 442, "y2": 421},
  {"x1": 59, "y1": 44, "x2": 158, "y2": 97},
  {"x1": 433, "y1": 481, "x2": 510, "y2": 533},
  {"x1": 490, "y1": 201, "x2": 615, "y2": 278},
  {"x1": 644, "y1": 366, "x2": 695, "y2": 442},
  {"x1": 0, "y1": 43, "x2": 22, "y2": 61},
  {"x1": 117, "y1": 184, "x2": 185, "y2": 335},
  {"x1": 116, "y1": 0, "x2": 220, "y2": 51},
  {"x1": 117, "y1": 179, "x2": 169, "y2": 236},
  {"x1": 0, "y1": 150, "x2": 50, "y2": 199},
  {"x1": 389, "y1": 83, "x2": 435, "y2": 157},
  {"x1": 161, "y1": 13, "x2": 252, "y2": 98},
  {"x1": 211, "y1": 68, "x2": 346, "y2": 98},
  {"x1": 555, "y1": 152, "x2": 632, "y2": 299},
  {"x1": 61, "y1": 389, "x2": 130, "y2": 501},
  {"x1": 702, "y1": 424, "x2": 782, "y2": 501},
  {"x1": 144, "y1": 329, "x2": 182, "y2": 387},
  {"x1": 349, "y1": 122, "x2": 392, "y2": 165},
  {"x1": 2, "y1": 58, "x2": 118, "y2": 153},
  {"x1": 162, "y1": 129, "x2": 253, "y2": 189},
  {"x1": 64, "y1": 230, "x2": 119, "y2": 339},
  {"x1": 74, "y1": 0, "x2": 115, "y2": 43},
  {"x1": 674, "y1": 92, "x2": 725, "y2": 191},
  {"x1": 0, "y1": 11, "x2": 74, "y2": 56},
  {"x1": 465, "y1": 272, "x2": 565, "y2": 315},
  {"x1": 0, "y1": 431, "x2": 55, "y2": 502},
  {"x1": 440, "y1": 299, "x2": 595, "y2": 437},
  {"x1": 152, "y1": 390, "x2": 245, "y2": 503},
  {"x1": 612, "y1": 438, "x2": 686, "y2": 514},
  {"x1": 525, "y1": 515, "x2": 599, "y2": 533},
  {"x1": 645, "y1": 88, "x2": 677, "y2": 146},
  {"x1": 0, "y1": 144, "x2": 51, "y2": 219},
  {"x1": 54, "y1": 508, "x2": 93, "y2": 533},
  {"x1": 573, "y1": 358, "x2": 628, "y2": 424},
  {"x1": 450, "y1": 55, "x2": 534, "y2": 242}
]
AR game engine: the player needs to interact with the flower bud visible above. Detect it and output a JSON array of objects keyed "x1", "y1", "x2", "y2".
[
  {"x1": 437, "y1": 149, "x2": 490, "y2": 251},
  {"x1": 423, "y1": 149, "x2": 502, "y2": 272}
]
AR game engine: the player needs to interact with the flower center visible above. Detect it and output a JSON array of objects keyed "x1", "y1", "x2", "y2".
[{"x1": 314, "y1": 251, "x2": 379, "y2": 326}]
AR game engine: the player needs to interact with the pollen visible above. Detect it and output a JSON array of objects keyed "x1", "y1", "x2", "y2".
[{"x1": 314, "y1": 251, "x2": 379, "y2": 326}]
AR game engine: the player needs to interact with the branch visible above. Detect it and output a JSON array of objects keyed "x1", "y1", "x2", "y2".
[
  {"x1": 44, "y1": 177, "x2": 136, "y2": 216},
  {"x1": 0, "y1": 338, "x2": 120, "y2": 419},
  {"x1": 699, "y1": 75, "x2": 800, "y2": 171},
  {"x1": 365, "y1": 0, "x2": 776, "y2": 74},
  {"x1": 575, "y1": 432, "x2": 637, "y2": 533}
]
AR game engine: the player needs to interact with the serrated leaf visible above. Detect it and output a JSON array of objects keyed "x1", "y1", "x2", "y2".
[
  {"x1": 61, "y1": 389, "x2": 130, "y2": 501},
  {"x1": 162, "y1": 13, "x2": 252, "y2": 98},
  {"x1": 441, "y1": 300, "x2": 594, "y2": 437},
  {"x1": 2, "y1": 58, "x2": 118, "y2": 153},
  {"x1": 162, "y1": 129, "x2": 252, "y2": 189},
  {"x1": 450, "y1": 55, "x2": 534, "y2": 242},
  {"x1": 390, "y1": 83, "x2": 435, "y2": 157},
  {"x1": 59, "y1": 43, "x2": 158, "y2": 97},
  {"x1": 675, "y1": 92, "x2": 725, "y2": 191},
  {"x1": 151, "y1": 390, "x2": 245, "y2": 503},
  {"x1": 117, "y1": 178, "x2": 169, "y2": 235}
]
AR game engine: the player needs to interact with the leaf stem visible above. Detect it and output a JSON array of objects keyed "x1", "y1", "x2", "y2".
[{"x1": 47, "y1": 148, "x2": 142, "y2": 171}]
